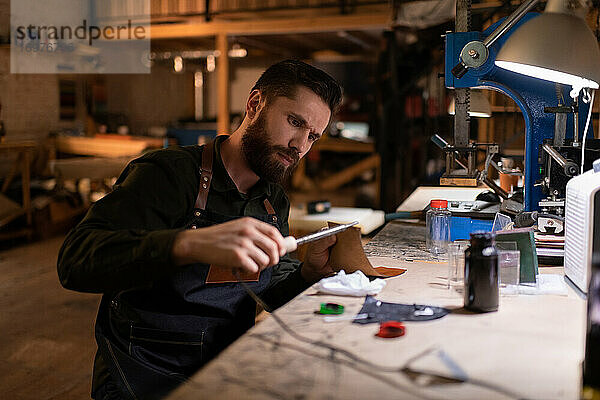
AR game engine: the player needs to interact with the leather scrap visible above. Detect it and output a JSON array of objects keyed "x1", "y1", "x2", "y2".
[{"x1": 327, "y1": 221, "x2": 406, "y2": 278}]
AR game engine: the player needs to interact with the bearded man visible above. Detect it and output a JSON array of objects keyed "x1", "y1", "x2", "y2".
[{"x1": 57, "y1": 59, "x2": 342, "y2": 400}]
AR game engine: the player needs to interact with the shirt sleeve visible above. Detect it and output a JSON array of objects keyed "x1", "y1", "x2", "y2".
[
  {"x1": 261, "y1": 195, "x2": 311, "y2": 310},
  {"x1": 57, "y1": 150, "x2": 198, "y2": 294}
]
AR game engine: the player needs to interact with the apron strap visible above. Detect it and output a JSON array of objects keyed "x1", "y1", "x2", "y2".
[
  {"x1": 194, "y1": 139, "x2": 215, "y2": 210},
  {"x1": 263, "y1": 198, "x2": 278, "y2": 224},
  {"x1": 193, "y1": 137, "x2": 279, "y2": 219}
]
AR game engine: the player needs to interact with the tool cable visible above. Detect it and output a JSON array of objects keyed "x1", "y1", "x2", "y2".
[
  {"x1": 233, "y1": 270, "x2": 526, "y2": 399},
  {"x1": 581, "y1": 89, "x2": 595, "y2": 174}
]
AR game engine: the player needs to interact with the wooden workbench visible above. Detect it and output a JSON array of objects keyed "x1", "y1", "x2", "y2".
[{"x1": 167, "y1": 222, "x2": 586, "y2": 400}]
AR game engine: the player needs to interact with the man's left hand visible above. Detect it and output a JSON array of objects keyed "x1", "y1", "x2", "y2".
[{"x1": 300, "y1": 233, "x2": 337, "y2": 283}]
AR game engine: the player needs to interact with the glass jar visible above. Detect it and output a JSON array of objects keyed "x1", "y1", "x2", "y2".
[
  {"x1": 426, "y1": 199, "x2": 451, "y2": 257},
  {"x1": 464, "y1": 232, "x2": 499, "y2": 312}
]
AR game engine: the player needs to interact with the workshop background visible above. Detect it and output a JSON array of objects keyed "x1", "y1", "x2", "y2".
[{"x1": 0, "y1": 0, "x2": 599, "y2": 399}]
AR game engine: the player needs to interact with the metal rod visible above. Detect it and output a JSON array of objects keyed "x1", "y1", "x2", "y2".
[
  {"x1": 542, "y1": 143, "x2": 579, "y2": 177},
  {"x1": 431, "y1": 134, "x2": 469, "y2": 170},
  {"x1": 542, "y1": 143, "x2": 568, "y2": 168},
  {"x1": 295, "y1": 221, "x2": 358, "y2": 246},
  {"x1": 454, "y1": 0, "x2": 471, "y2": 145},
  {"x1": 573, "y1": 97, "x2": 579, "y2": 145},
  {"x1": 482, "y1": 0, "x2": 539, "y2": 48},
  {"x1": 482, "y1": 176, "x2": 509, "y2": 200}
]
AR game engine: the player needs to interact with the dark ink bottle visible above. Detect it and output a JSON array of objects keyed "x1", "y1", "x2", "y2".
[{"x1": 464, "y1": 232, "x2": 499, "y2": 312}]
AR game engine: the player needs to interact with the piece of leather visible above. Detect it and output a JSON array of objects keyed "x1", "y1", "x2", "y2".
[
  {"x1": 206, "y1": 197, "x2": 277, "y2": 284},
  {"x1": 206, "y1": 266, "x2": 260, "y2": 283},
  {"x1": 327, "y1": 221, "x2": 406, "y2": 278},
  {"x1": 372, "y1": 266, "x2": 407, "y2": 277}
]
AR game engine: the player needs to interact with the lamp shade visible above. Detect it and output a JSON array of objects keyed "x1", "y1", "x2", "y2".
[
  {"x1": 495, "y1": 12, "x2": 600, "y2": 89},
  {"x1": 448, "y1": 90, "x2": 492, "y2": 118}
]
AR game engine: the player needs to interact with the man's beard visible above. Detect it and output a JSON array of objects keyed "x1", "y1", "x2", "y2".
[{"x1": 241, "y1": 112, "x2": 300, "y2": 184}]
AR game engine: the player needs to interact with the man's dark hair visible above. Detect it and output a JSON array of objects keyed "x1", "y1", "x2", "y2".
[{"x1": 251, "y1": 59, "x2": 342, "y2": 113}]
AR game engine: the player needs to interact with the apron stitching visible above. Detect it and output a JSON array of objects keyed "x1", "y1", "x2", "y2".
[
  {"x1": 201, "y1": 331, "x2": 204, "y2": 361},
  {"x1": 104, "y1": 337, "x2": 138, "y2": 400},
  {"x1": 130, "y1": 336, "x2": 203, "y2": 346},
  {"x1": 128, "y1": 323, "x2": 133, "y2": 356}
]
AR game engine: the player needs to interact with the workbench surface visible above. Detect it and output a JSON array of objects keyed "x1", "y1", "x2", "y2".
[{"x1": 167, "y1": 222, "x2": 585, "y2": 400}]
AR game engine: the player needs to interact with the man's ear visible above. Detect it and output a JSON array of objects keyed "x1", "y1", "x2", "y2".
[{"x1": 246, "y1": 89, "x2": 264, "y2": 119}]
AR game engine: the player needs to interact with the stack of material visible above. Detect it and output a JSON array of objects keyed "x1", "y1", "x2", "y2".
[{"x1": 535, "y1": 232, "x2": 565, "y2": 265}]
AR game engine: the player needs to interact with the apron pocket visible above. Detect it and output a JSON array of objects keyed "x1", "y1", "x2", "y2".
[{"x1": 129, "y1": 325, "x2": 206, "y2": 376}]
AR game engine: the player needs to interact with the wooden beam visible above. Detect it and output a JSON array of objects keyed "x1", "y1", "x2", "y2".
[
  {"x1": 150, "y1": 12, "x2": 391, "y2": 39},
  {"x1": 319, "y1": 154, "x2": 380, "y2": 191},
  {"x1": 314, "y1": 138, "x2": 375, "y2": 153},
  {"x1": 217, "y1": 33, "x2": 230, "y2": 135}
]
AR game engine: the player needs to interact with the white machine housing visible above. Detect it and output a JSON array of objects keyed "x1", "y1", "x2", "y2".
[{"x1": 564, "y1": 160, "x2": 600, "y2": 293}]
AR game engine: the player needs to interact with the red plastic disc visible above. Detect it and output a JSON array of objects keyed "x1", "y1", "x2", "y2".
[{"x1": 375, "y1": 321, "x2": 406, "y2": 338}]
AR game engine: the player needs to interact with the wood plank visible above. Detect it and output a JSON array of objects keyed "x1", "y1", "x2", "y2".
[
  {"x1": 314, "y1": 138, "x2": 375, "y2": 153},
  {"x1": 150, "y1": 12, "x2": 391, "y2": 38},
  {"x1": 439, "y1": 176, "x2": 479, "y2": 186},
  {"x1": 0, "y1": 141, "x2": 37, "y2": 151},
  {"x1": 217, "y1": 33, "x2": 230, "y2": 135},
  {"x1": 54, "y1": 136, "x2": 151, "y2": 157},
  {"x1": 93, "y1": 134, "x2": 166, "y2": 147},
  {"x1": 318, "y1": 153, "x2": 380, "y2": 191}
]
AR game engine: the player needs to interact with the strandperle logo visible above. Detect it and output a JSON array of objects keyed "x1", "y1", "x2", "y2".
[
  {"x1": 14, "y1": 19, "x2": 147, "y2": 47},
  {"x1": 11, "y1": 0, "x2": 150, "y2": 74}
]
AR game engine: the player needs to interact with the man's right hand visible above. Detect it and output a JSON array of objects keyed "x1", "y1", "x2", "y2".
[{"x1": 171, "y1": 217, "x2": 287, "y2": 274}]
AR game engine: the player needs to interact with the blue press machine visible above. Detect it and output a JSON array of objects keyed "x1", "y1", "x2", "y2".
[{"x1": 444, "y1": 13, "x2": 593, "y2": 213}]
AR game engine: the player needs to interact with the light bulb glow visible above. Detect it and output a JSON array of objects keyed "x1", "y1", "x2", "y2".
[
  {"x1": 448, "y1": 109, "x2": 491, "y2": 118},
  {"x1": 207, "y1": 55, "x2": 216, "y2": 72},
  {"x1": 495, "y1": 61, "x2": 599, "y2": 89},
  {"x1": 173, "y1": 56, "x2": 183, "y2": 72}
]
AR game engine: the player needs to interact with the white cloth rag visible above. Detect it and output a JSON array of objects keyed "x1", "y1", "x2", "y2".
[{"x1": 315, "y1": 270, "x2": 386, "y2": 296}]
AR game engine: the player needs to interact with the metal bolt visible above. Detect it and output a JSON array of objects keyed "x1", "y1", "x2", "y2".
[
  {"x1": 195, "y1": 211, "x2": 201, "y2": 217},
  {"x1": 468, "y1": 49, "x2": 479, "y2": 59},
  {"x1": 203, "y1": 176, "x2": 208, "y2": 182},
  {"x1": 202, "y1": 183, "x2": 207, "y2": 189}
]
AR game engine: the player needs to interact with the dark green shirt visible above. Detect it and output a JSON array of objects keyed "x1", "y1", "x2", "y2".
[{"x1": 57, "y1": 135, "x2": 309, "y2": 308}]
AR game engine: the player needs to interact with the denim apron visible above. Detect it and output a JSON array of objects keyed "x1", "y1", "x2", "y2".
[{"x1": 94, "y1": 139, "x2": 280, "y2": 399}]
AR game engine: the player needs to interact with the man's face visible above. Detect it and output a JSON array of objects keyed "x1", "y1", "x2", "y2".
[{"x1": 242, "y1": 86, "x2": 331, "y2": 184}]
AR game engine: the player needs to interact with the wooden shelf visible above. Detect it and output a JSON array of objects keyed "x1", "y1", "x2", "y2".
[{"x1": 150, "y1": 12, "x2": 391, "y2": 38}]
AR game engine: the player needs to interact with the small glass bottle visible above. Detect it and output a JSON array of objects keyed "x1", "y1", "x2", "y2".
[
  {"x1": 464, "y1": 232, "x2": 499, "y2": 312},
  {"x1": 426, "y1": 199, "x2": 451, "y2": 257}
]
